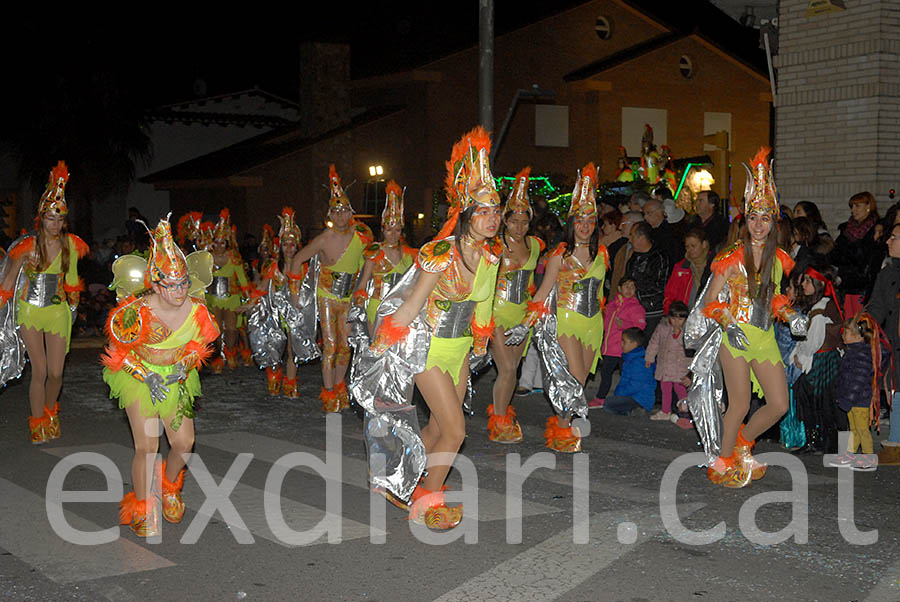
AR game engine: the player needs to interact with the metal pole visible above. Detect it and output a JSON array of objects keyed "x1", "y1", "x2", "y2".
[
  {"x1": 763, "y1": 32, "x2": 776, "y2": 108},
  {"x1": 479, "y1": 0, "x2": 494, "y2": 133}
]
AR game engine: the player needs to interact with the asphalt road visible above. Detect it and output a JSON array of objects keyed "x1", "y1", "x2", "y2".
[{"x1": 0, "y1": 347, "x2": 898, "y2": 602}]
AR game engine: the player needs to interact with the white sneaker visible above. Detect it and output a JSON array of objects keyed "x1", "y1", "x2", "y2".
[{"x1": 650, "y1": 411, "x2": 672, "y2": 421}]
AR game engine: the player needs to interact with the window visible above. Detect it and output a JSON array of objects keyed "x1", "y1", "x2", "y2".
[
  {"x1": 595, "y1": 16, "x2": 612, "y2": 40},
  {"x1": 679, "y1": 55, "x2": 694, "y2": 79}
]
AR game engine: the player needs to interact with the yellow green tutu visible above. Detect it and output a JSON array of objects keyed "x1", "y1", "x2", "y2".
[
  {"x1": 425, "y1": 336, "x2": 472, "y2": 386},
  {"x1": 17, "y1": 300, "x2": 72, "y2": 351},
  {"x1": 104, "y1": 362, "x2": 202, "y2": 424},
  {"x1": 721, "y1": 323, "x2": 783, "y2": 397},
  {"x1": 557, "y1": 308, "x2": 604, "y2": 374},
  {"x1": 206, "y1": 293, "x2": 242, "y2": 311}
]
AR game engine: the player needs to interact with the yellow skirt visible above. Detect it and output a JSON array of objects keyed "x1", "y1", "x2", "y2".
[
  {"x1": 17, "y1": 300, "x2": 72, "y2": 352},
  {"x1": 206, "y1": 293, "x2": 242, "y2": 311},
  {"x1": 556, "y1": 308, "x2": 604, "y2": 374},
  {"x1": 721, "y1": 323, "x2": 783, "y2": 397},
  {"x1": 424, "y1": 335, "x2": 471, "y2": 386}
]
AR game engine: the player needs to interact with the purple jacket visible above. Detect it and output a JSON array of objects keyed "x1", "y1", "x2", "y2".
[
  {"x1": 601, "y1": 294, "x2": 646, "y2": 357},
  {"x1": 645, "y1": 319, "x2": 691, "y2": 382}
]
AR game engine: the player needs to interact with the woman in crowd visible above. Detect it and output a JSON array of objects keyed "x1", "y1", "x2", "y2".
[
  {"x1": 832, "y1": 192, "x2": 879, "y2": 316},
  {"x1": 0, "y1": 162, "x2": 88, "y2": 444},
  {"x1": 103, "y1": 216, "x2": 218, "y2": 537},
  {"x1": 701, "y1": 149, "x2": 806, "y2": 487},
  {"x1": 792, "y1": 201, "x2": 834, "y2": 256},
  {"x1": 487, "y1": 167, "x2": 544, "y2": 444}
]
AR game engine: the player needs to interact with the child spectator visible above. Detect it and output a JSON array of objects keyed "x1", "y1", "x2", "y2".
[
  {"x1": 645, "y1": 301, "x2": 691, "y2": 421},
  {"x1": 828, "y1": 313, "x2": 883, "y2": 471},
  {"x1": 603, "y1": 327, "x2": 656, "y2": 416},
  {"x1": 590, "y1": 277, "x2": 645, "y2": 408}
]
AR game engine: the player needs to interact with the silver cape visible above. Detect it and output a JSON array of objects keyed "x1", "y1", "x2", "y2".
[
  {"x1": 248, "y1": 255, "x2": 321, "y2": 367},
  {"x1": 683, "y1": 278, "x2": 729, "y2": 466},
  {"x1": 0, "y1": 236, "x2": 29, "y2": 387},
  {"x1": 532, "y1": 285, "x2": 588, "y2": 419}
]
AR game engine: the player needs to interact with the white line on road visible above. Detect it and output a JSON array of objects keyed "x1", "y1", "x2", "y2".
[
  {"x1": 43, "y1": 443, "x2": 383, "y2": 547},
  {"x1": 201, "y1": 431, "x2": 563, "y2": 522},
  {"x1": 430, "y1": 502, "x2": 705, "y2": 602},
  {"x1": 0, "y1": 477, "x2": 174, "y2": 585}
]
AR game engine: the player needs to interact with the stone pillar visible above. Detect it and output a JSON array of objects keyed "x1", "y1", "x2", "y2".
[
  {"x1": 299, "y1": 42, "x2": 352, "y2": 138},
  {"x1": 774, "y1": 0, "x2": 900, "y2": 230}
]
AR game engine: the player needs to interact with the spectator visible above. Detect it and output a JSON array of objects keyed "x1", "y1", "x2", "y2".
[
  {"x1": 645, "y1": 300, "x2": 691, "y2": 422},
  {"x1": 625, "y1": 221, "x2": 668, "y2": 334},
  {"x1": 792, "y1": 201, "x2": 834, "y2": 256},
  {"x1": 690, "y1": 190, "x2": 729, "y2": 253},
  {"x1": 643, "y1": 198, "x2": 683, "y2": 268},
  {"x1": 124, "y1": 206, "x2": 149, "y2": 250},
  {"x1": 599, "y1": 210, "x2": 626, "y2": 297},
  {"x1": 629, "y1": 190, "x2": 651, "y2": 213},
  {"x1": 607, "y1": 211, "x2": 644, "y2": 296},
  {"x1": 602, "y1": 327, "x2": 656, "y2": 416},
  {"x1": 534, "y1": 212, "x2": 564, "y2": 251},
  {"x1": 789, "y1": 216, "x2": 817, "y2": 276},
  {"x1": 590, "y1": 276, "x2": 645, "y2": 407},
  {"x1": 832, "y1": 191, "x2": 880, "y2": 316},
  {"x1": 663, "y1": 227, "x2": 712, "y2": 313},
  {"x1": 867, "y1": 222, "x2": 900, "y2": 465}
]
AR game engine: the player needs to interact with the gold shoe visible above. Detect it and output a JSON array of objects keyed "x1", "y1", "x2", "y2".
[
  {"x1": 408, "y1": 487, "x2": 462, "y2": 530},
  {"x1": 161, "y1": 461, "x2": 186, "y2": 524},
  {"x1": 735, "y1": 426, "x2": 767, "y2": 480},
  {"x1": 282, "y1": 378, "x2": 299, "y2": 399},
  {"x1": 266, "y1": 366, "x2": 283, "y2": 396},
  {"x1": 544, "y1": 416, "x2": 581, "y2": 453},
  {"x1": 29, "y1": 415, "x2": 48, "y2": 445},
  {"x1": 44, "y1": 403, "x2": 60, "y2": 440},
  {"x1": 707, "y1": 455, "x2": 734, "y2": 485},
  {"x1": 487, "y1": 405, "x2": 524, "y2": 444},
  {"x1": 320, "y1": 387, "x2": 340, "y2": 412},
  {"x1": 720, "y1": 464, "x2": 752, "y2": 488},
  {"x1": 209, "y1": 356, "x2": 224, "y2": 374},
  {"x1": 119, "y1": 492, "x2": 161, "y2": 538}
]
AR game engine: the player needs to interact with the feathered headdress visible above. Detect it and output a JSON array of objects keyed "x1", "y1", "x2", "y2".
[
  {"x1": 277, "y1": 207, "x2": 301, "y2": 244},
  {"x1": 642, "y1": 123, "x2": 654, "y2": 147},
  {"x1": 435, "y1": 125, "x2": 501, "y2": 240},
  {"x1": 505, "y1": 166, "x2": 532, "y2": 218},
  {"x1": 743, "y1": 147, "x2": 778, "y2": 218},
  {"x1": 38, "y1": 161, "x2": 69, "y2": 217},
  {"x1": 328, "y1": 165, "x2": 353, "y2": 212},
  {"x1": 213, "y1": 208, "x2": 232, "y2": 244},
  {"x1": 567, "y1": 162, "x2": 598, "y2": 220},
  {"x1": 259, "y1": 224, "x2": 278, "y2": 257},
  {"x1": 382, "y1": 180, "x2": 404, "y2": 227},
  {"x1": 176, "y1": 211, "x2": 203, "y2": 246},
  {"x1": 197, "y1": 221, "x2": 215, "y2": 251},
  {"x1": 146, "y1": 214, "x2": 188, "y2": 284}
]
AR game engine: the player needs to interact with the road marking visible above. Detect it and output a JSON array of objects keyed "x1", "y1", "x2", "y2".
[
  {"x1": 43, "y1": 443, "x2": 382, "y2": 547},
  {"x1": 431, "y1": 503, "x2": 705, "y2": 602},
  {"x1": 0, "y1": 477, "x2": 174, "y2": 585},
  {"x1": 201, "y1": 431, "x2": 563, "y2": 522}
]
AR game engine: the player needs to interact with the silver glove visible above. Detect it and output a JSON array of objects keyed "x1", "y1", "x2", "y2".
[
  {"x1": 788, "y1": 310, "x2": 809, "y2": 337},
  {"x1": 165, "y1": 362, "x2": 188, "y2": 386},
  {"x1": 725, "y1": 323, "x2": 750, "y2": 350},
  {"x1": 503, "y1": 324, "x2": 529, "y2": 346},
  {"x1": 145, "y1": 371, "x2": 170, "y2": 406}
]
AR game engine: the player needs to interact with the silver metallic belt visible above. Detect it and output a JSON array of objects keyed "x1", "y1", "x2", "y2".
[
  {"x1": 380, "y1": 272, "x2": 402, "y2": 299},
  {"x1": 209, "y1": 276, "x2": 230, "y2": 299},
  {"x1": 747, "y1": 288, "x2": 774, "y2": 332},
  {"x1": 499, "y1": 269, "x2": 530, "y2": 304},
  {"x1": 570, "y1": 277, "x2": 602, "y2": 318},
  {"x1": 25, "y1": 273, "x2": 61, "y2": 307},
  {"x1": 330, "y1": 271, "x2": 354, "y2": 298},
  {"x1": 433, "y1": 299, "x2": 476, "y2": 338}
]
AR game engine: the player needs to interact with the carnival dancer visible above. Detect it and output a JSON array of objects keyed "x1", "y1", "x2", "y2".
[
  {"x1": 206, "y1": 209, "x2": 251, "y2": 372},
  {"x1": 695, "y1": 148, "x2": 807, "y2": 487},
  {"x1": 486, "y1": 167, "x2": 544, "y2": 444},
  {"x1": 523, "y1": 163, "x2": 608, "y2": 452},
  {"x1": 252, "y1": 222, "x2": 290, "y2": 396},
  {"x1": 352, "y1": 180, "x2": 417, "y2": 336},
  {"x1": 0, "y1": 161, "x2": 88, "y2": 444},
  {"x1": 176, "y1": 211, "x2": 203, "y2": 251},
  {"x1": 355, "y1": 126, "x2": 501, "y2": 529},
  {"x1": 103, "y1": 216, "x2": 218, "y2": 537},
  {"x1": 615, "y1": 146, "x2": 634, "y2": 182},
  {"x1": 659, "y1": 145, "x2": 677, "y2": 193},
  {"x1": 290, "y1": 165, "x2": 372, "y2": 412},
  {"x1": 639, "y1": 124, "x2": 660, "y2": 184}
]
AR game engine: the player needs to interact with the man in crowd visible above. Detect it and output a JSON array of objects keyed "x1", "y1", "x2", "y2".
[
  {"x1": 625, "y1": 221, "x2": 668, "y2": 334},
  {"x1": 689, "y1": 190, "x2": 729, "y2": 253},
  {"x1": 642, "y1": 197, "x2": 683, "y2": 269}
]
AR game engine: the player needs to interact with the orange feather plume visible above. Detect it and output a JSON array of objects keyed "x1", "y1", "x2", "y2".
[
  {"x1": 219, "y1": 208, "x2": 230, "y2": 221},
  {"x1": 581, "y1": 162, "x2": 597, "y2": 183},
  {"x1": 749, "y1": 147, "x2": 771, "y2": 168},
  {"x1": 444, "y1": 125, "x2": 492, "y2": 197},
  {"x1": 281, "y1": 206, "x2": 295, "y2": 218},
  {"x1": 50, "y1": 161, "x2": 68, "y2": 184},
  {"x1": 514, "y1": 166, "x2": 531, "y2": 182},
  {"x1": 385, "y1": 180, "x2": 403, "y2": 198},
  {"x1": 329, "y1": 164, "x2": 340, "y2": 182}
]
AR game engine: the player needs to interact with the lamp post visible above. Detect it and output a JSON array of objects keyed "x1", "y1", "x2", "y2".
[{"x1": 367, "y1": 165, "x2": 384, "y2": 216}]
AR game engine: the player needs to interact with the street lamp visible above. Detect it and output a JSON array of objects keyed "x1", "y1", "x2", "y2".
[{"x1": 368, "y1": 165, "x2": 383, "y2": 177}]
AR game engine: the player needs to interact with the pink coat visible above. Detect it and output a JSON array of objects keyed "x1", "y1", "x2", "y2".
[
  {"x1": 601, "y1": 294, "x2": 646, "y2": 357},
  {"x1": 645, "y1": 319, "x2": 691, "y2": 382}
]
